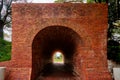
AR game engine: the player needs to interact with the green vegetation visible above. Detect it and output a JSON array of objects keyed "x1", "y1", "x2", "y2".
[
  {"x1": 0, "y1": 38, "x2": 11, "y2": 62},
  {"x1": 53, "y1": 53, "x2": 64, "y2": 63},
  {"x1": 54, "y1": 57, "x2": 63, "y2": 63},
  {"x1": 108, "y1": 40, "x2": 120, "y2": 63},
  {"x1": 107, "y1": 0, "x2": 120, "y2": 63}
]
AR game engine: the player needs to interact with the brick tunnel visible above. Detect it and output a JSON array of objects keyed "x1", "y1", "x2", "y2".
[
  {"x1": 31, "y1": 26, "x2": 82, "y2": 80},
  {"x1": 0, "y1": 4, "x2": 112, "y2": 80}
]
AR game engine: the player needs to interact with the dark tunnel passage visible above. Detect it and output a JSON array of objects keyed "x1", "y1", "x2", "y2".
[{"x1": 31, "y1": 26, "x2": 82, "y2": 80}]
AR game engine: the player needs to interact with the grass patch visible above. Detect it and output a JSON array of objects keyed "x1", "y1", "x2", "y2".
[
  {"x1": 0, "y1": 38, "x2": 11, "y2": 62},
  {"x1": 54, "y1": 57, "x2": 63, "y2": 63}
]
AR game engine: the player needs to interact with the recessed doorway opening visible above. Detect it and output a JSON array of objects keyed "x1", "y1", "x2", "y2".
[
  {"x1": 52, "y1": 50, "x2": 64, "y2": 64},
  {"x1": 31, "y1": 26, "x2": 82, "y2": 80}
]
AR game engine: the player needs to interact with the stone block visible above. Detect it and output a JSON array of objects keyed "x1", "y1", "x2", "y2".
[{"x1": 113, "y1": 68, "x2": 120, "y2": 80}]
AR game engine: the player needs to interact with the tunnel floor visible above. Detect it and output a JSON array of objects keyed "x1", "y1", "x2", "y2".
[
  {"x1": 36, "y1": 63, "x2": 79, "y2": 80},
  {"x1": 37, "y1": 74, "x2": 78, "y2": 80}
]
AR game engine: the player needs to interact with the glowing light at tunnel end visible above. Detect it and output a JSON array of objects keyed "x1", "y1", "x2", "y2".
[{"x1": 52, "y1": 50, "x2": 64, "y2": 64}]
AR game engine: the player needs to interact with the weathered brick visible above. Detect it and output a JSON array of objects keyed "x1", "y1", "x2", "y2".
[{"x1": 0, "y1": 3, "x2": 112, "y2": 80}]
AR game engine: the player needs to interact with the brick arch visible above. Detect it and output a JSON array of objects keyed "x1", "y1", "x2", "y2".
[
  {"x1": 31, "y1": 26, "x2": 84, "y2": 80},
  {"x1": 27, "y1": 19, "x2": 92, "y2": 48},
  {"x1": 0, "y1": 4, "x2": 112, "y2": 80}
]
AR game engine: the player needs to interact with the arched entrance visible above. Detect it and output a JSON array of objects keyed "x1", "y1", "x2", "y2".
[
  {"x1": 0, "y1": 4, "x2": 111, "y2": 80},
  {"x1": 52, "y1": 50, "x2": 64, "y2": 64},
  {"x1": 31, "y1": 26, "x2": 82, "y2": 80}
]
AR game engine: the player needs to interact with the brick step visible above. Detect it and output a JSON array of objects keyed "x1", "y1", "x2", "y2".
[
  {"x1": 5, "y1": 68, "x2": 31, "y2": 80},
  {"x1": 37, "y1": 72, "x2": 80, "y2": 80},
  {"x1": 37, "y1": 76, "x2": 80, "y2": 80}
]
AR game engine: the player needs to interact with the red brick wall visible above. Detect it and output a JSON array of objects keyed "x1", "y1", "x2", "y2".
[{"x1": 0, "y1": 3, "x2": 112, "y2": 80}]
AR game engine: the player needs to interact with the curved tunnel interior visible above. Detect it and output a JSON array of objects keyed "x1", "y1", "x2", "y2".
[{"x1": 31, "y1": 26, "x2": 82, "y2": 80}]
